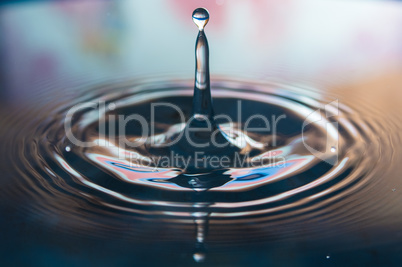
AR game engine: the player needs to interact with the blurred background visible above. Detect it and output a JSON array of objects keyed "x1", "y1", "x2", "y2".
[{"x1": 1, "y1": 0, "x2": 402, "y2": 104}]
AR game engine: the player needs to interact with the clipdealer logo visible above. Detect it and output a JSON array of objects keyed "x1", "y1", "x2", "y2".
[{"x1": 63, "y1": 99, "x2": 340, "y2": 168}]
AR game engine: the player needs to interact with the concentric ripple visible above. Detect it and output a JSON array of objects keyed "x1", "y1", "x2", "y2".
[{"x1": 0, "y1": 78, "x2": 401, "y2": 247}]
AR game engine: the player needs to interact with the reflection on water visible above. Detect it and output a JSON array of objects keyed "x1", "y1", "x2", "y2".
[
  {"x1": 1, "y1": 77, "x2": 402, "y2": 265},
  {"x1": 2, "y1": 0, "x2": 402, "y2": 266}
]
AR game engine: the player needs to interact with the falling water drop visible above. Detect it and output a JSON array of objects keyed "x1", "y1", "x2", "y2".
[
  {"x1": 65, "y1": 146, "x2": 71, "y2": 152},
  {"x1": 192, "y1": 8, "x2": 209, "y2": 31},
  {"x1": 191, "y1": 7, "x2": 213, "y2": 120}
]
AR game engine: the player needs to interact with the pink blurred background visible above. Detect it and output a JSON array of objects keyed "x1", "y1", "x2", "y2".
[{"x1": 1, "y1": 0, "x2": 402, "y2": 103}]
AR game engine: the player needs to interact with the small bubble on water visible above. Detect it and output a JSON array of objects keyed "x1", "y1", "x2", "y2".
[
  {"x1": 193, "y1": 252, "x2": 206, "y2": 263},
  {"x1": 108, "y1": 103, "x2": 116, "y2": 110},
  {"x1": 65, "y1": 146, "x2": 71, "y2": 152},
  {"x1": 189, "y1": 178, "x2": 198, "y2": 186}
]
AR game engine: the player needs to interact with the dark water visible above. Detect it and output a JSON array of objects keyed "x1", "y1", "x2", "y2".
[{"x1": 1, "y1": 77, "x2": 402, "y2": 266}]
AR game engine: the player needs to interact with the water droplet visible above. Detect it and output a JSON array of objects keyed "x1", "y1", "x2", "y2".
[
  {"x1": 189, "y1": 178, "x2": 198, "y2": 186},
  {"x1": 326, "y1": 255, "x2": 331, "y2": 259},
  {"x1": 191, "y1": 7, "x2": 213, "y2": 120},
  {"x1": 65, "y1": 146, "x2": 71, "y2": 152},
  {"x1": 193, "y1": 252, "x2": 206, "y2": 263},
  {"x1": 108, "y1": 103, "x2": 115, "y2": 110},
  {"x1": 192, "y1": 8, "x2": 209, "y2": 30},
  {"x1": 331, "y1": 146, "x2": 336, "y2": 153}
]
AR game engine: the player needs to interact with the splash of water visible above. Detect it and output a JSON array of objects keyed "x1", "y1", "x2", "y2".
[{"x1": 0, "y1": 6, "x2": 401, "y2": 264}]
